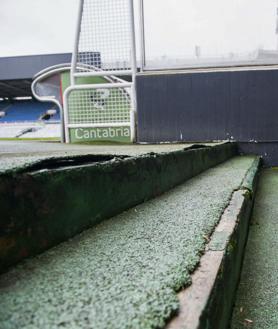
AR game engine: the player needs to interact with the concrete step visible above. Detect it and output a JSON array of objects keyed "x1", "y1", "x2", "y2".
[
  {"x1": 231, "y1": 169, "x2": 278, "y2": 329},
  {"x1": 0, "y1": 142, "x2": 236, "y2": 271},
  {"x1": 0, "y1": 155, "x2": 259, "y2": 329}
]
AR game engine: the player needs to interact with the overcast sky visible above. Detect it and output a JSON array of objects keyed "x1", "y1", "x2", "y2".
[
  {"x1": 144, "y1": 0, "x2": 277, "y2": 57},
  {"x1": 0, "y1": 0, "x2": 277, "y2": 59},
  {"x1": 0, "y1": 0, "x2": 79, "y2": 56}
]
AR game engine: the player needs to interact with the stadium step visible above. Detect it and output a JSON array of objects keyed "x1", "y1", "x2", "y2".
[
  {"x1": 0, "y1": 142, "x2": 236, "y2": 271},
  {"x1": 0, "y1": 155, "x2": 260, "y2": 329},
  {"x1": 231, "y1": 169, "x2": 278, "y2": 329}
]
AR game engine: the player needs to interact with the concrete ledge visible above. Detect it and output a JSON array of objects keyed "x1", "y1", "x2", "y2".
[
  {"x1": 0, "y1": 143, "x2": 236, "y2": 272},
  {"x1": 167, "y1": 157, "x2": 260, "y2": 329}
]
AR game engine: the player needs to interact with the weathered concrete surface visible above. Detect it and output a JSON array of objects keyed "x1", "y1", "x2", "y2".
[
  {"x1": 0, "y1": 143, "x2": 236, "y2": 272},
  {"x1": 231, "y1": 169, "x2": 278, "y2": 329},
  {"x1": 167, "y1": 157, "x2": 260, "y2": 329},
  {"x1": 0, "y1": 156, "x2": 257, "y2": 329},
  {"x1": 167, "y1": 193, "x2": 251, "y2": 329},
  {"x1": 0, "y1": 141, "x2": 218, "y2": 173},
  {"x1": 0, "y1": 141, "x2": 218, "y2": 156}
]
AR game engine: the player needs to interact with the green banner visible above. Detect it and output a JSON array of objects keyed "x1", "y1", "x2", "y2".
[{"x1": 69, "y1": 127, "x2": 131, "y2": 143}]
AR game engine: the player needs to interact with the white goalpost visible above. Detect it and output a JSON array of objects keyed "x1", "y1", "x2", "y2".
[{"x1": 63, "y1": 0, "x2": 137, "y2": 144}]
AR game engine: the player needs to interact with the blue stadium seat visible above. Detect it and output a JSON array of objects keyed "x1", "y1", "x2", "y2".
[
  {"x1": 0, "y1": 101, "x2": 60, "y2": 123},
  {"x1": 0, "y1": 102, "x2": 9, "y2": 110}
]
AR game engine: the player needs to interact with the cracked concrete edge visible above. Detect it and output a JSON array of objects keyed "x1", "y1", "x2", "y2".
[
  {"x1": 0, "y1": 143, "x2": 214, "y2": 176},
  {"x1": 166, "y1": 157, "x2": 261, "y2": 329},
  {"x1": 241, "y1": 156, "x2": 261, "y2": 195}
]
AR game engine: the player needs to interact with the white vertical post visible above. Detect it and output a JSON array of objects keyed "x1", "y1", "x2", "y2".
[
  {"x1": 70, "y1": 0, "x2": 84, "y2": 86},
  {"x1": 276, "y1": 0, "x2": 278, "y2": 51},
  {"x1": 63, "y1": 89, "x2": 70, "y2": 143},
  {"x1": 128, "y1": 0, "x2": 137, "y2": 142},
  {"x1": 58, "y1": 103, "x2": 66, "y2": 143},
  {"x1": 129, "y1": 0, "x2": 137, "y2": 75},
  {"x1": 139, "y1": 0, "x2": 146, "y2": 71}
]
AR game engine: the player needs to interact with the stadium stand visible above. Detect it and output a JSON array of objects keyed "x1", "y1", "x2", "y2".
[
  {"x1": 0, "y1": 101, "x2": 60, "y2": 123},
  {"x1": 0, "y1": 100, "x2": 60, "y2": 139},
  {"x1": 0, "y1": 102, "x2": 10, "y2": 111},
  {"x1": 0, "y1": 54, "x2": 69, "y2": 139},
  {"x1": 0, "y1": 123, "x2": 60, "y2": 139}
]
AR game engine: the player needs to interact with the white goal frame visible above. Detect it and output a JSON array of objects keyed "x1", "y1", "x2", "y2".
[{"x1": 64, "y1": 0, "x2": 137, "y2": 143}]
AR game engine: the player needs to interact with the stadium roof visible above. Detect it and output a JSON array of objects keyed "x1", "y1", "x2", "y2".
[{"x1": 0, "y1": 53, "x2": 72, "y2": 98}]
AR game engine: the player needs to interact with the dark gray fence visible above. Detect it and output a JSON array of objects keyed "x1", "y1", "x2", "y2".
[
  {"x1": 136, "y1": 68, "x2": 278, "y2": 165},
  {"x1": 137, "y1": 69, "x2": 278, "y2": 142}
]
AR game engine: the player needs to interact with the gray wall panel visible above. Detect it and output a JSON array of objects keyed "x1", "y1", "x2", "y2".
[
  {"x1": 238, "y1": 142, "x2": 278, "y2": 167},
  {"x1": 136, "y1": 69, "x2": 278, "y2": 143}
]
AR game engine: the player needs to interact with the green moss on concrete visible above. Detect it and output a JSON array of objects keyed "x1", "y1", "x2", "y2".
[
  {"x1": 0, "y1": 143, "x2": 237, "y2": 271},
  {"x1": 241, "y1": 157, "x2": 261, "y2": 196},
  {"x1": 197, "y1": 183, "x2": 259, "y2": 329},
  {"x1": 231, "y1": 169, "x2": 278, "y2": 329},
  {"x1": 0, "y1": 156, "x2": 256, "y2": 329}
]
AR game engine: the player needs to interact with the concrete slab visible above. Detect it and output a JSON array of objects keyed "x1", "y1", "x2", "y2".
[
  {"x1": 0, "y1": 140, "x2": 219, "y2": 156},
  {"x1": 0, "y1": 141, "x2": 218, "y2": 173},
  {"x1": 0, "y1": 156, "x2": 256, "y2": 329}
]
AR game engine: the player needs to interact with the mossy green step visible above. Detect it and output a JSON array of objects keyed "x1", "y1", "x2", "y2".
[
  {"x1": 0, "y1": 156, "x2": 258, "y2": 329},
  {"x1": 0, "y1": 143, "x2": 236, "y2": 272},
  {"x1": 231, "y1": 169, "x2": 278, "y2": 329}
]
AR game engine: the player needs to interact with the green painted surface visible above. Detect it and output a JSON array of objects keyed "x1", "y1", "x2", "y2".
[
  {"x1": 61, "y1": 71, "x2": 107, "y2": 94},
  {"x1": 231, "y1": 169, "x2": 278, "y2": 329},
  {"x1": 69, "y1": 126, "x2": 131, "y2": 143},
  {"x1": 0, "y1": 156, "x2": 256, "y2": 329}
]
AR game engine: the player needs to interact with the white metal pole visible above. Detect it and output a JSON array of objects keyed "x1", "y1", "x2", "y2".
[
  {"x1": 64, "y1": 83, "x2": 133, "y2": 91},
  {"x1": 129, "y1": 0, "x2": 137, "y2": 82},
  {"x1": 70, "y1": 0, "x2": 84, "y2": 86},
  {"x1": 73, "y1": 70, "x2": 133, "y2": 78},
  {"x1": 139, "y1": 0, "x2": 146, "y2": 71},
  {"x1": 63, "y1": 88, "x2": 71, "y2": 143},
  {"x1": 276, "y1": 0, "x2": 278, "y2": 51},
  {"x1": 128, "y1": 0, "x2": 137, "y2": 143},
  {"x1": 58, "y1": 103, "x2": 66, "y2": 143},
  {"x1": 31, "y1": 77, "x2": 66, "y2": 143}
]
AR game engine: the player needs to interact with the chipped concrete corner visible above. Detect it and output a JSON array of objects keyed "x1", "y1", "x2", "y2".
[{"x1": 167, "y1": 156, "x2": 261, "y2": 329}]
